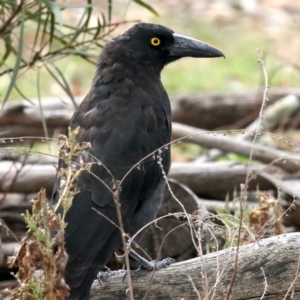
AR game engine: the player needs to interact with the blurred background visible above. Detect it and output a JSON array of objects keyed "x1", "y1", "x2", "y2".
[
  {"x1": 2, "y1": 0, "x2": 300, "y2": 99},
  {"x1": 1, "y1": 0, "x2": 300, "y2": 295}
]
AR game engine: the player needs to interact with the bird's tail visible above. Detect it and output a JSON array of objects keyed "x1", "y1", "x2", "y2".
[{"x1": 65, "y1": 265, "x2": 99, "y2": 300}]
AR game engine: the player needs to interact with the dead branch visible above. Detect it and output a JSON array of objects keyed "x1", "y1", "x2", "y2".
[
  {"x1": 90, "y1": 232, "x2": 300, "y2": 300},
  {"x1": 171, "y1": 87, "x2": 300, "y2": 129},
  {"x1": 241, "y1": 94, "x2": 300, "y2": 141},
  {"x1": 1, "y1": 88, "x2": 300, "y2": 138},
  {"x1": 172, "y1": 122, "x2": 300, "y2": 173},
  {"x1": 0, "y1": 160, "x2": 276, "y2": 198},
  {"x1": 0, "y1": 193, "x2": 36, "y2": 209},
  {"x1": 0, "y1": 162, "x2": 55, "y2": 193},
  {"x1": 0, "y1": 96, "x2": 81, "y2": 138},
  {"x1": 169, "y1": 161, "x2": 275, "y2": 199},
  {"x1": 0, "y1": 242, "x2": 18, "y2": 267},
  {"x1": 200, "y1": 94, "x2": 300, "y2": 162}
]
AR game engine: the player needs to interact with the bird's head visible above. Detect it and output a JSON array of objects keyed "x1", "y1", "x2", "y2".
[{"x1": 106, "y1": 23, "x2": 224, "y2": 69}]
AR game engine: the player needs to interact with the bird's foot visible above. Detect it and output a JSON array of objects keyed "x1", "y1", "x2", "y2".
[
  {"x1": 97, "y1": 266, "x2": 126, "y2": 285},
  {"x1": 141, "y1": 257, "x2": 176, "y2": 272},
  {"x1": 124, "y1": 257, "x2": 176, "y2": 280}
]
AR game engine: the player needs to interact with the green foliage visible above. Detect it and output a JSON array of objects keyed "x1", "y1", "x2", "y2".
[
  {"x1": 0, "y1": 0, "x2": 157, "y2": 105},
  {"x1": 6, "y1": 129, "x2": 92, "y2": 300},
  {"x1": 218, "y1": 153, "x2": 250, "y2": 163},
  {"x1": 172, "y1": 143, "x2": 204, "y2": 161},
  {"x1": 133, "y1": 0, "x2": 159, "y2": 16},
  {"x1": 215, "y1": 190, "x2": 249, "y2": 248},
  {"x1": 1, "y1": 2, "x2": 159, "y2": 298},
  {"x1": 0, "y1": 1, "x2": 98, "y2": 105},
  {"x1": 27, "y1": 277, "x2": 47, "y2": 300},
  {"x1": 56, "y1": 127, "x2": 91, "y2": 219},
  {"x1": 7, "y1": 189, "x2": 70, "y2": 300}
]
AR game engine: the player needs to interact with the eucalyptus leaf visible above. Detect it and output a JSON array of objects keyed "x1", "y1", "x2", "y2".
[{"x1": 2, "y1": 14, "x2": 24, "y2": 107}]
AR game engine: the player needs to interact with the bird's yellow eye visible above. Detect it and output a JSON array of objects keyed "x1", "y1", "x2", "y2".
[{"x1": 150, "y1": 37, "x2": 161, "y2": 47}]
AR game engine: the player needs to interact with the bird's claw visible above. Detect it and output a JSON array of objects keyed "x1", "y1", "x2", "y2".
[
  {"x1": 98, "y1": 258, "x2": 175, "y2": 284},
  {"x1": 152, "y1": 257, "x2": 176, "y2": 270},
  {"x1": 97, "y1": 266, "x2": 126, "y2": 285},
  {"x1": 140, "y1": 257, "x2": 176, "y2": 271},
  {"x1": 123, "y1": 257, "x2": 175, "y2": 281}
]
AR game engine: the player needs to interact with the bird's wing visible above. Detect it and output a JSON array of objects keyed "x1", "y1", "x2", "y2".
[{"x1": 52, "y1": 82, "x2": 171, "y2": 269}]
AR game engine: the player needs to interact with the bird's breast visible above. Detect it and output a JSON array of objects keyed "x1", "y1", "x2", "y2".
[{"x1": 72, "y1": 64, "x2": 172, "y2": 175}]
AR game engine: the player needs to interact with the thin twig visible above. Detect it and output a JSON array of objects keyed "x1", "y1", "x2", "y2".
[
  {"x1": 283, "y1": 250, "x2": 300, "y2": 300},
  {"x1": 188, "y1": 275, "x2": 202, "y2": 300},
  {"x1": 0, "y1": 147, "x2": 31, "y2": 207},
  {"x1": 0, "y1": 0, "x2": 24, "y2": 36},
  {"x1": 113, "y1": 183, "x2": 134, "y2": 300},
  {"x1": 260, "y1": 267, "x2": 268, "y2": 299},
  {"x1": 0, "y1": 21, "x2": 130, "y2": 77},
  {"x1": 226, "y1": 49, "x2": 269, "y2": 300},
  {"x1": 0, "y1": 218, "x2": 20, "y2": 244},
  {"x1": 142, "y1": 222, "x2": 188, "y2": 300}
]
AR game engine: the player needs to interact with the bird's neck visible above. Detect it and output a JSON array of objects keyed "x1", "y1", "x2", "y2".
[
  {"x1": 93, "y1": 50, "x2": 164, "y2": 90},
  {"x1": 90, "y1": 61, "x2": 169, "y2": 114},
  {"x1": 94, "y1": 61, "x2": 161, "y2": 88}
]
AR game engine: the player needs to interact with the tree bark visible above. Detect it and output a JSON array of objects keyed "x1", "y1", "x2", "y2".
[{"x1": 90, "y1": 232, "x2": 300, "y2": 300}]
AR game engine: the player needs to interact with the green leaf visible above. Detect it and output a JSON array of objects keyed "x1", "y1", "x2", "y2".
[
  {"x1": 2, "y1": 13, "x2": 24, "y2": 107},
  {"x1": 69, "y1": 4, "x2": 92, "y2": 45},
  {"x1": 0, "y1": 35, "x2": 12, "y2": 67},
  {"x1": 43, "y1": 61, "x2": 78, "y2": 109},
  {"x1": 94, "y1": 17, "x2": 102, "y2": 39},
  {"x1": 32, "y1": 4, "x2": 43, "y2": 54},
  {"x1": 49, "y1": 7, "x2": 56, "y2": 48},
  {"x1": 47, "y1": 1, "x2": 64, "y2": 28},
  {"x1": 37, "y1": 68, "x2": 49, "y2": 138},
  {"x1": 14, "y1": 83, "x2": 34, "y2": 104},
  {"x1": 34, "y1": 7, "x2": 50, "y2": 50},
  {"x1": 133, "y1": 0, "x2": 159, "y2": 16},
  {"x1": 108, "y1": 0, "x2": 112, "y2": 23},
  {"x1": 84, "y1": 0, "x2": 93, "y2": 29}
]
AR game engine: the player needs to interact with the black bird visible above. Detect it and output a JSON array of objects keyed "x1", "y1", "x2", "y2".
[{"x1": 52, "y1": 22, "x2": 224, "y2": 300}]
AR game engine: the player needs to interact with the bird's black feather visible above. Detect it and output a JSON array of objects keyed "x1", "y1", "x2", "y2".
[{"x1": 51, "y1": 22, "x2": 223, "y2": 300}]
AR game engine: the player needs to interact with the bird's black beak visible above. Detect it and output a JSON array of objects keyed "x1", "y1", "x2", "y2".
[{"x1": 168, "y1": 34, "x2": 224, "y2": 59}]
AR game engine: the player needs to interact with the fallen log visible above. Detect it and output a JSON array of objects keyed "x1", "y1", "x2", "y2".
[
  {"x1": 171, "y1": 87, "x2": 300, "y2": 129},
  {"x1": 1, "y1": 242, "x2": 18, "y2": 266},
  {"x1": 0, "y1": 161, "x2": 55, "y2": 194},
  {"x1": 0, "y1": 193, "x2": 36, "y2": 209},
  {"x1": 0, "y1": 160, "x2": 275, "y2": 199},
  {"x1": 90, "y1": 232, "x2": 300, "y2": 300},
  {"x1": 172, "y1": 122, "x2": 300, "y2": 173},
  {"x1": 1, "y1": 88, "x2": 300, "y2": 138},
  {"x1": 169, "y1": 161, "x2": 275, "y2": 199},
  {"x1": 200, "y1": 94, "x2": 300, "y2": 162}
]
